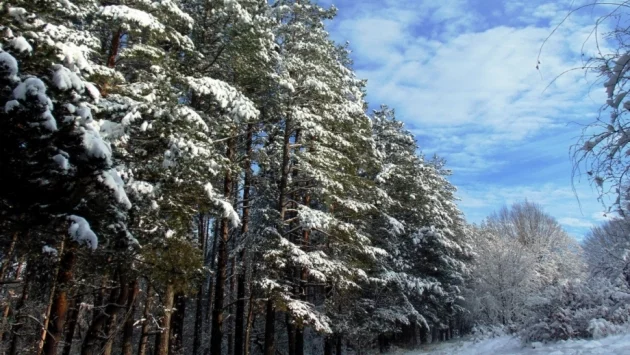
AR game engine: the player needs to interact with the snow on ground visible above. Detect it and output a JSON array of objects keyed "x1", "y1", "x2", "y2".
[{"x1": 392, "y1": 333, "x2": 630, "y2": 355}]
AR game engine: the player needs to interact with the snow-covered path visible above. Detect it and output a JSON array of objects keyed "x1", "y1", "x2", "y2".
[{"x1": 393, "y1": 333, "x2": 630, "y2": 354}]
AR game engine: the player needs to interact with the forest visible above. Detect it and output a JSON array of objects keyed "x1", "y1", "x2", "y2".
[{"x1": 2, "y1": 0, "x2": 630, "y2": 354}]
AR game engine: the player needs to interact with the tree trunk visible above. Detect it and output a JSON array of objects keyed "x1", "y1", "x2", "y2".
[
  {"x1": 206, "y1": 219, "x2": 220, "y2": 324},
  {"x1": 9, "y1": 270, "x2": 30, "y2": 355},
  {"x1": 243, "y1": 283, "x2": 255, "y2": 355},
  {"x1": 263, "y1": 299, "x2": 275, "y2": 355},
  {"x1": 170, "y1": 293, "x2": 186, "y2": 354},
  {"x1": 295, "y1": 209, "x2": 310, "y2": 355},
  {"x1": 0, "y1": 231, "x2": 17, "y2": 282},
  {"x1": 336, "y1": 335, "x2": 342, "y2": 355},
  {"x1": 0, "y1": 232, "x2": 20, "y2": 338},
  {"x1": 324, "y1": 337, "x2": 333, "y2": 355},
  {"x1": 264, "y1": 117, "x2": 292, "y2": 355},
  {"x1": 61, "y1": 295, "x2": 82, "y2": 355},
  {"x1": 107, "y1": 28, "x2": 122, "y2": 68},
  {"x1": 419, "y1": 325, "x2": 428, "y2": 344},
  {"x1": 193, "y1": 215, "x2": 208, "y2": 355},
  {"x1": 156, "y1": 283, "x2": 175, "y2": 355},
  {"x1": 286, "y1": 314, "x2": 296, "y2": 355},
  {"x1": 234, "y1": 123, "x2": 253, "y2": 355},
  {"x1": 42, "y1": 242, "x2": 75, "y2": 355},
  {"x1": 137, "y1": 283, "x2": 153, "y2": 355},
  {"x1": 210, "y1": 136, "x2": 236, "y2": 355},
  {"x1": 101, "y1": 313, "x2": 117, "y2": 355},
  {"x1": 81, "y1": 275, "x2": 129, "y2": 355},
  {"x1": 121, "y1": 280, "x2": 139, "y2": 355}
]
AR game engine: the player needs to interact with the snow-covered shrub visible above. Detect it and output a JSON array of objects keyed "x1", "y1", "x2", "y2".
[
  {"x1": 470, "y1": 324, "x2": 508, "y2": 342},
  {"x1": 521, "y1": 278, "x2": 630, "y2": 343},
  {"x1": 588, "y1": 319, "x2": 618, "y2": 339}
]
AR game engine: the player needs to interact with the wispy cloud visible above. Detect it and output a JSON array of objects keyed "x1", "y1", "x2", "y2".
[{"x1": 324, "y1": 0, "x2": 617, "y2": 236}]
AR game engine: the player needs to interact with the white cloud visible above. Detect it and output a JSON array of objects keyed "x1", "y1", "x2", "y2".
[
  {"x1": 557, "y1": 217, "x2": 594, "y2": 229},
  {"x1": 325, "y1": 0, "x2": 621, "y2": 237},
  {"x1": 332, "y1": 1, "x2": 608, "y2": 175}
]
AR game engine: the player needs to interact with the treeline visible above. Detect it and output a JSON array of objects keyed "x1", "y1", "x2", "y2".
[
  {"x1": 462, "y1": 201, "x2": 630, "y2": 344},
  {"x1": 0, "y1": 1, "x2": 472, "y2": 355}
]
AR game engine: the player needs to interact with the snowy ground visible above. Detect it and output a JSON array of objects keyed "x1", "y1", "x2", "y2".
[{"x1": 391, "y1": 333, "x2": 630, "y2": 354}]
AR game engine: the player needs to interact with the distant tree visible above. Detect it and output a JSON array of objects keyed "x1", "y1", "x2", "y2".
[
  {"x1": 584, "y1": 216, "x2": 630, "y2": 286},
  {"x1": 485, "y1": 201, "x2": 583, "y2": 285},
  {"x1": 467, "y1": 202, "x2": 583, "y2": 327}
]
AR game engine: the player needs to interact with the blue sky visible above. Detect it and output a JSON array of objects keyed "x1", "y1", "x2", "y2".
[{"x1": 317, "y1": 0, "x2": 619, "y2": 238}]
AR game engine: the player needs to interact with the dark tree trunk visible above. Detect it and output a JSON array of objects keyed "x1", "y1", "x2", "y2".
[
  {"x1": 206, "y1": 219, "x2": 220, "y2": 324},
  {"x1": 295, "y1": 199, "x2": 310, "y2": 355},
  {"x1": 102, "y1": 312, "x2": 117, "y2": 355},
  {"x1": 295, "y1": 327, "x2": 304, "y2": 355},
  {"x1": 43, "y1": 245, "x2": 76, "y2": 355},
  {"x1": 234, "y1": 123, "x2": 253, "y2": 355},
  {"x1": 81, "y1": 275, "x2": 129, "y2": 355},
  {"x1": 0, "y1": 232, "x2": 17, "y2": 282},
  {"x1": 286, "y1": 314, "x2": 296, "y2": 355},
  {"x1": 9, "y1": 267, "x2": 30, "y2": 355},
  {"x1": 107, "y1": 28, "x2": 122, "y2": 68},
  {"x1": 264, "y1": 117, "x2": 292, "y2": 355},
  {"x1": 156, "y1": 283, "x2": 175, "y2": 355},
  {"x1": 419, "y1": 325, "x2": 428, "y2": 344},
  {"x1": 137, "y1": 283, "x2": 153, "y2": 355},
  {"x1": 263, "y1": 299, "x2": 275, "y2": 355},
  {"x1": 121, "y1": 280, "x2": 139, "y2": 355},
  {"x1": 324, "y1": 337, "x2": 333, "y2": 355},
  {"x1": 193, "y1": 215, "x2": 208, "y2": 355},
  {"x1": 61, "y1": 295, "x2": 82, "y2": 355},
  {"x1": 170, "y1": 293, "x2": 186, "y2": 354},
  {"x1": 336, "y1": 335, "x2": 342, "y2": 355},
  {"x1": 234, "y1": 271, "x2": 246, "y2": 355},
  {"x1": 210, "y1": 137, "x2": 236, "y2": 355},
  {"x1": 243, "y1": 283, "x2": 255, "y2": 355}
]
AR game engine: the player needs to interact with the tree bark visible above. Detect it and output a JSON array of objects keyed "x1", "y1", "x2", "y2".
[
  {"x1": 0, "y1": 232, "x2": 17, "y2": 283},
  {"x1": 0, "y1": 234, "x2": 18, "y2": 343},
  {"x1": 121, "y1": 280, "x2": 139, "y2": 355},
  {"x1": 264, "y1": 117, "x2": 292, "y2": 355},
  {"x1": 61, "y1": 295, "x2": 82, "y2": 355},
  {"x1": 137, "y1": 283, "x2": 153, "y2": 355},
  {"x1": 170, "y1": 293, "x2": 186, "y2": 354},
  {"x1": 206, "y1": 219, "x2": 220, "y2": 324},
  {"x1": 263, "y1": 299, "x2": 275, "y2": 355},
  {"x1": 107, "y1": 28, "x2": 122, "y2": 68},
  {"x1": 286, "y1": 314, "x2": 296, "y2": 355},
  {"x1": 235, "y1": 124, "x2": 253, "y2": 355},
  {"x1": 324, "y1": 337, "x2": 333, "y2": 355},
  {"x1": 81, "y1": 274, "x2": 129, "y2": 355},
  {"x1": 295, "y1": 198, "x2": 310, "y2": 355},
  {"x1": 156, "y1": 283, "x2": 175, "y2": 355},
  {"x1": 193, "y1": 215, "x2": 208, "y2": 355},
  {"x1": 9, "y1": 270, "x2": 30, "y2": 355},
  {"x1": 101, "y1": 313, "x2": 117, "y2": 355},
  {"x1": 42, "y1": 242, "x2": 75, "y2": 355},
  {"x1": 210, "y1": 136, "x2": 236, "y2": 355},
  {"x1": 243, "y1": 282, "x2": 255, "y2": 355}
]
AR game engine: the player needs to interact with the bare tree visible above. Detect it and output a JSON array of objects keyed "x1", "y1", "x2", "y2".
[
  {"x1": 467, "y1": 202, "x2": 584, "y2": 325},
  {"x1": 584, "y1": 216, "x2": 630, "y2": 285}
]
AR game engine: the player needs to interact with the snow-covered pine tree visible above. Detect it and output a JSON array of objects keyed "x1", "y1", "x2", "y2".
[
  {"x1": 180, "y1": 1, "x2": 278, "y2": 352},
  {"x1": 250, "y1": 2, "x2": 387, "y2": 354},
  {"x1": 0, "y1": 3, "x2": 133, "y2": 353},
  {"x1": 359, "y1": 106, "x2": 472, "y2": 348},
  {"x1": 78, "y1": 1, "x2": 254, "y2": 353},
  {"x1": 411, "y1": 157, "x2": 471, "y2": 340}
]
